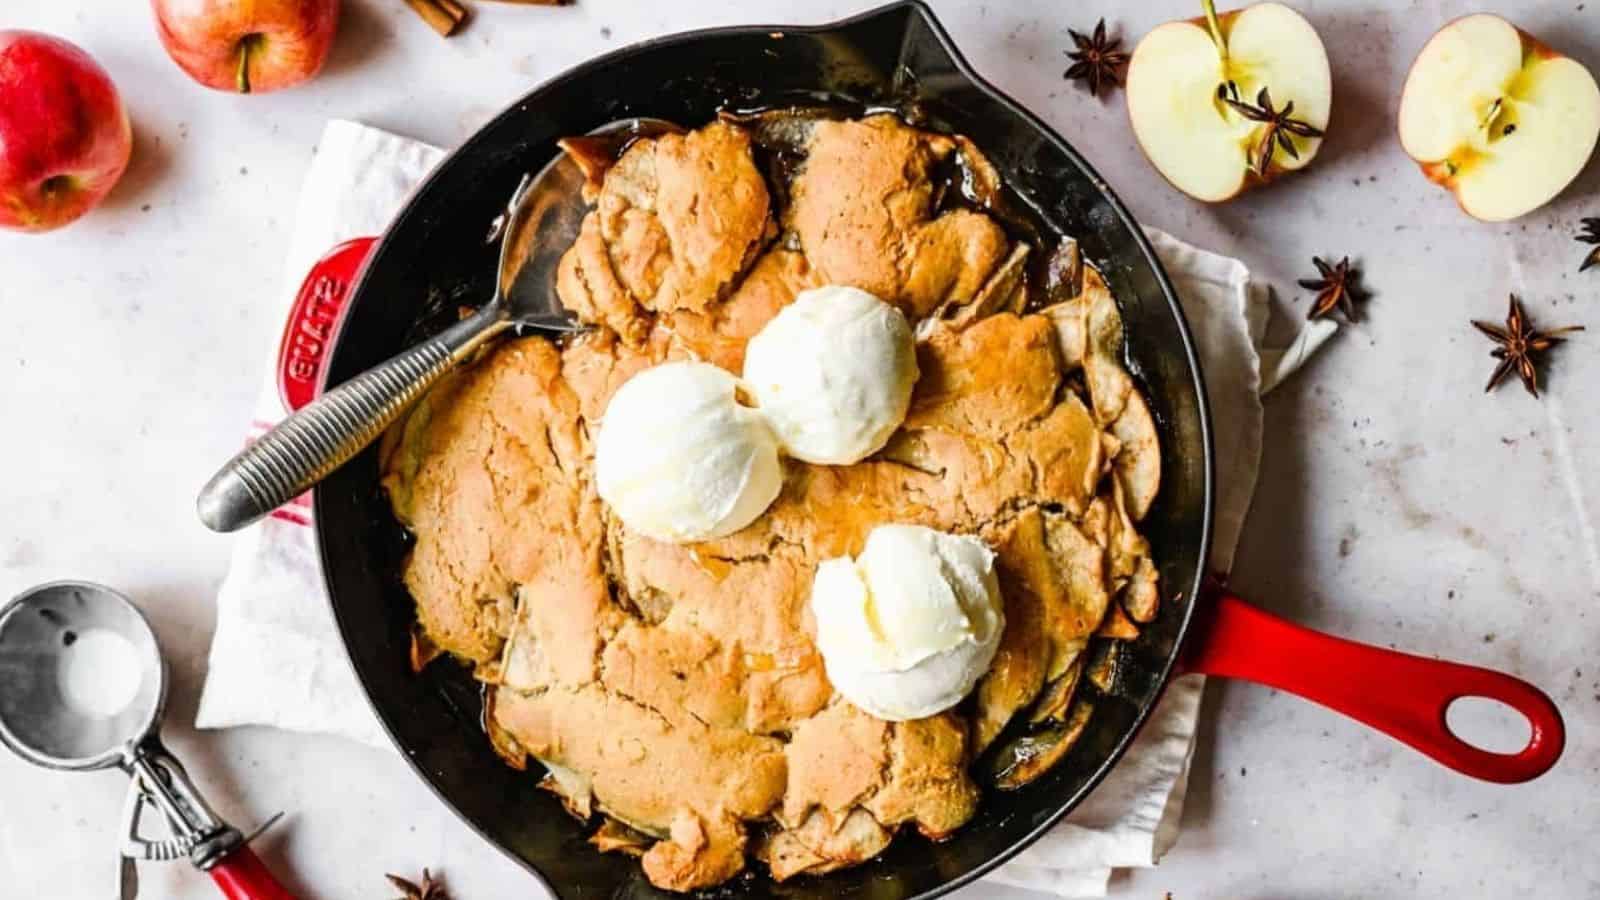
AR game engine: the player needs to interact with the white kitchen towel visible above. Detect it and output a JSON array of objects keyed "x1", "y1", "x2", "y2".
[
  {"x1": 195, "y1": 120, "x2": 1336, "y2": 897},
  {"x1": 195, "y1": 121, "x2": 443, "y2": 749}
]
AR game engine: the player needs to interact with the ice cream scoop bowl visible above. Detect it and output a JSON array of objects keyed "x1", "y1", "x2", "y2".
[{"x1": 0, "y1": 581, "x2": 294, "y2": 899}]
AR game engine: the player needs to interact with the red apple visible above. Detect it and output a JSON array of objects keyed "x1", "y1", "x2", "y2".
[
  {"x1": 0, "y1": 32, "x2": 133, "y2": 234},
  {"x1": 152, "y1": 0, "x2": 341, "y2": 94}
]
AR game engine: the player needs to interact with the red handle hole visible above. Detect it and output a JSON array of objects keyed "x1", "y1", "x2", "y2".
[{"x1": 1445, "y1": 695, "x2": 1534, "y2": 755}]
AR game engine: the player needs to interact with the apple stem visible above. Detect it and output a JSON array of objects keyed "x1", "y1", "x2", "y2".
[
  {"x1": 235, "y1": 35, "x2": 261, "y2": 94},
  {"x1": 1202, "y1": 0, "x2": 1228, "y2": 62}
]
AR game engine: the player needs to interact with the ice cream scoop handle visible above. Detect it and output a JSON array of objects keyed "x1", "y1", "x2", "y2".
[
  {"x1": 197, "y1": 307, "x2": 508, "y2": 532},
  {"x1": 208, "y1": 845, "x2": 297, "y2": 900}
]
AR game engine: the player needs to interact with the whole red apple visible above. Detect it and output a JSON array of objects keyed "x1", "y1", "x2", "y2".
[
  {"x1": 152, "y1": 0, "x2": 340, "y2": 94},
  {"x1": 0, "y1": 32, "x2": 133, "y2": 234}
]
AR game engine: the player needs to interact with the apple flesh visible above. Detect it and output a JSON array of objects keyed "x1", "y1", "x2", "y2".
[
  {"x1": 0, "y1": 31, "x2": 133, "y2": 234},
  {"x1": 1127, "y1": 2, "x2": 1332, "y2": 202},
  {"x1": 152, "y1": 0, "x2": 340, "y2": 94},
  {"x1": 1399, "y1": 14, "x2": 1600, "y2": 222}
]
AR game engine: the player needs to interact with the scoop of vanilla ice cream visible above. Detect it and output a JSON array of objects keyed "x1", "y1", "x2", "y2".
[
  {"x1": 810, "y1": 524, "x2": 1005, "y2": 721},
  {"x1": 742, "y1": 285, "x2": 918, "y2": 465},
  {"x1": 595, "y1": 361, "x2": 782, "y2": 543}
]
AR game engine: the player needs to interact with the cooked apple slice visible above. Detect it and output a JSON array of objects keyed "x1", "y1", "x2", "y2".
[
  {"x1": 1398, "y1": 14, "x2": 1600, "y2": 222},
  {"x1": 1127, "y1": 2, "x2": 1332, "y2": 202}
]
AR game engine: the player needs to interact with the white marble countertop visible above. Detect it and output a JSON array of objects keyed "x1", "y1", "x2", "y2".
[{"x1": 3, "y1": 1, "x2": 1598, "y2": 898}]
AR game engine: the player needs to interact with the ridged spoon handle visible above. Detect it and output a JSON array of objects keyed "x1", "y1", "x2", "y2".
[{"x1": 197, "y1": 307, "x2": 508, "y2": 532}]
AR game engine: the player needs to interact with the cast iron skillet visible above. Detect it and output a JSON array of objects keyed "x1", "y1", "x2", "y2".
[{"x1": 310, "y1": 4, "x2": 1565, "y2": 897}]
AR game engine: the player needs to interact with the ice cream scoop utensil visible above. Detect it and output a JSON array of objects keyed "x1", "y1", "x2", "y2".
[{"x1": 0, "y1": 581, "x2": 293, "y2": 899}]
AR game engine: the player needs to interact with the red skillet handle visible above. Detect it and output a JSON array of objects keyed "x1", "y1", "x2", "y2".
[
  {"x1": 276, "y1": 236, "x2": 379, "y2": 414},
  {"x1": 208, "y1": 845, "x2": 297, "y2": 900},
  {"x1": 1179, "y1": 592, "x2": 1564, "y2": 784}
]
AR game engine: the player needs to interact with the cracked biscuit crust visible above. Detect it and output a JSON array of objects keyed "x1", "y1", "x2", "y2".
[
  {"x1": 385, "y1": 114, "x2": 1162, "y2": 893},
  {"x1": 555, "y1": 120, "x2": 774, "y2": 345},
  {"x1": 787, "y1": 116, "x2": 1010, "y2": 319}
]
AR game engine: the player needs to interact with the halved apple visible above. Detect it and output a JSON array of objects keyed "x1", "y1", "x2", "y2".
[
  {"x1": 1398, "y1": 14, "x2": 1600, "y2": 222},
  {"x1": 1127, "y1": 2, "x2": 1332, "y2": 202}
]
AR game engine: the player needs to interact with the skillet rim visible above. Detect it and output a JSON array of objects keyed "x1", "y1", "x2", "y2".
[{"x1": 314, "y1": 2, "x2": 1217, "y2": 896}]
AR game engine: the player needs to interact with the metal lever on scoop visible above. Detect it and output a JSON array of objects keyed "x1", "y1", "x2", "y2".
[{"x1": 117, "y1": 740, "x2": 294, "y2": 900}]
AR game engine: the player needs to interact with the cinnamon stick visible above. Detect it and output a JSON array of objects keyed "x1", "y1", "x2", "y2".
[{"x1": 404, "y1": 0, "x2": 467, "y2": 36}]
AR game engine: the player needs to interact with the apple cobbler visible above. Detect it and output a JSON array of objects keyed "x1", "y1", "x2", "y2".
[{"x1": 380, "y1": 112, "x2": 1162, "y2": 892}]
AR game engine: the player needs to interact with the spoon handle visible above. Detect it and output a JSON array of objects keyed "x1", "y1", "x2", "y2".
[{"x1": 197, "y1": 307, "x2": 508, "y2": 532}]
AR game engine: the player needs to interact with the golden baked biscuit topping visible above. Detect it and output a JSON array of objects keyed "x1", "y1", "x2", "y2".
[{"x1": 382, "y1": 112, "x2": 1162, "y2": 892}]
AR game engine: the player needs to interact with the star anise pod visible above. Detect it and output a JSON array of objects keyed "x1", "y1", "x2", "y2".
[
  {"x1": 387, "y1": 869, "x2": 450, "y2": 900},
  {"x1": 1577, "y1": 217, "x2": 1600, "y2": 272},
  {"x1": 1471, "y1": 295, "x2": 1583, "y2": 397},
  {"x1": 1297, "y1": 256, "x2": 1363, "y2": 321},
  {"x1": 1218, "y1": 82, "x2": 1325, "y2": 178},
  {"x1": 1063, "y1": 19, "x2": 1129, "y2": 98}
]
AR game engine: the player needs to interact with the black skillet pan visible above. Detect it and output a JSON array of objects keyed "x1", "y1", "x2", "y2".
[{"x1": 310, "y1": 3, "x2": 1565, "y2": 897}]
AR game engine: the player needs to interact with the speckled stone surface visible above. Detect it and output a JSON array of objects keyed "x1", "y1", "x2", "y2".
[{"x1": 2, "y1": 2, "x2": 1597, "y2": 898}]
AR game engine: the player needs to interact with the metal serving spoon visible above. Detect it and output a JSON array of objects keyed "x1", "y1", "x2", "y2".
[{"x1": 196, "y1": 118, "x2": 677, "y2": 533}]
